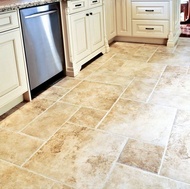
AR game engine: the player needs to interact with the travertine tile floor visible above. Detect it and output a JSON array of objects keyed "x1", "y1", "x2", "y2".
[{"x1": 1, "y1": 38, "x2": 190, "y2": 188}]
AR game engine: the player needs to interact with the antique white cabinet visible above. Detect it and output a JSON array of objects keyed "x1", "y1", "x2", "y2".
[
  {"x1": 0, "y1": 11, "x2": 28, "y2": 115},
  {"x1": 69, "y1": 6, "x2": 104, "y2": 63},
  {"x1": 105, "y1": 0, "x2": 116, "y2": 41},
  {"x1": 116, "y1": 0, "x2": 132, "y2": 36},
  {"x1": 62, "y1": 0, "x2": 108, "y2": 76},
  {"x1": 105, "y1": 0, "x2": 180, "y2": 46}
]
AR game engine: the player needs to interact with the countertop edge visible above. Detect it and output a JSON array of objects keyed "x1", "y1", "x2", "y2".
[{"x1": 0, "y1": 0, "x2": 61, "y2": 12}]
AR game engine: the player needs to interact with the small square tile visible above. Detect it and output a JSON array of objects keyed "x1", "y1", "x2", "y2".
[
  {"x1": 68, "y1": 107, "x2": 106, "y2": 128},
  {"x1": 118, "y1": 139, "x2": 164, "y2": 173}
]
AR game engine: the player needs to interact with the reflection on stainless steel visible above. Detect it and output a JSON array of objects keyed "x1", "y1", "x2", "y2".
[{"x1": 20, "y1": 3, "x2": 65, "y2": 91}]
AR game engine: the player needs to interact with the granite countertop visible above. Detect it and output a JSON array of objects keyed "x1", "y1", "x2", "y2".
[{"x1": 0, "y1": 0, "x2": 61, "y2": 12}]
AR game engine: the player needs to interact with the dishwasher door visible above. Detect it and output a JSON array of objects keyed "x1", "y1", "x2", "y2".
[{"x1": 20, "y1": 3, "x2": 65, "y2": 91}]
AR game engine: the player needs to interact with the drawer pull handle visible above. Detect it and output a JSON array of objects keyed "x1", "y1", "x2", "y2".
[
  {"x1": 145, "y1": 28, "x2": 154, "y2": 30},
  {"x1": 75, "y1": 4, "x2": 82, "y2": 7},
  {"x1": 145, "y1": 10, "x2": 154, "y2": 12},
  {"x1": 92, "y1": 0, "x2": 98, "y2": 3}
]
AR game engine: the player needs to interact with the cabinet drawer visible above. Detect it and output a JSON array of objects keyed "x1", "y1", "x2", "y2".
[
  {"x1": 67, "y1": 0, "x2": 88, "y2": 14},
  {"x1": 89, "y1": 0, "x2": 102, "y2": 8},
  {"x1": 132, "y1": 20, "x2": 169, "y2": 38},
  {"x1": 132, "y1": 2, "x2": 169, "y2": 19},
  {"x1": 0, "y1": 11, "x2": 19, "y2": 32}
]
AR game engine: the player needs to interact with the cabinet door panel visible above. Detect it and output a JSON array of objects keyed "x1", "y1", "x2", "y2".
[
  {"x1": 70, "y1": 12, "x2": 91, "y2": 62},
  {"x1": 0, "y1": 30, "x2": 27, "y2": 107},
  {"x1": 105, "y1": 0, "x2": 116, "y2": 40},
  {"x1": 116, "y1": 0, "x2": 131, "y2": 36},
  {"x1": 0, "y1": 39, "x2": 19, "y2": 96},
  {"x1": 90, "y1": 7, "x2": 104, "y2": 52}
]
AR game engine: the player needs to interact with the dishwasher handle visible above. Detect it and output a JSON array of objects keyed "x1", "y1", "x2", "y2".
[{"x1": 25, "y1": 10, "x2": 57, "y2": 19}]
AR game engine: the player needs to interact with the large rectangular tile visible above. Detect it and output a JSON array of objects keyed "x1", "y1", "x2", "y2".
[
  {"x1": 98, "y1": 99, "x2": 176, "y2": 146},
  {"x1": 24, "y1": 123, "x2": 127, "y2": 189},
  {"x1": 60, "y1": 81, "x2": 123, "y2": 110},
  {"x1": 0, "y1": 129, "x2": 43, "y2": 165},
  {"x1": 0, "y1": 160, "x2": 53, "y2": 189},
  {"x1": 103, "y1": 164, "x2": 190, "y2": 189},
  {"x1": 160, "y1": 124, "x2": 190, "y2": 184}
]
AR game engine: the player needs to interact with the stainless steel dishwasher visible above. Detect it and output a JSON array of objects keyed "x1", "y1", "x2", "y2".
[{"x1": 20, "y1": 3, "x2": 65, "y2": 97}]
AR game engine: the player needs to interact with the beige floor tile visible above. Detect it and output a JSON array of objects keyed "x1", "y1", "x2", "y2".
[
  {"x1": 160, "y1": 124, "x2": 190, "y2": 184},
  {"x1": 118, "y1": 139, "x2": 164, "y2": 173},
  {"x1": 149, "y1": 92, "x2": 190, "y2": 110},
  {"x1": 86, "y1": 69, "x2": 133, "y2": 87},
  {"x1": 174, "y1": 109, "x2": 190, "y2": 126},
  {"x1": 110, "y1": 42, "x2": 143, "y2": 54},
  {"x1": 68, "y1": 107, "x2": 106, "y2": 128},
  {"x1": 98, "y1": 99, "x2": 176, "y2": 146},
  {"x1": 24, "y1": 123, "x2": 126, "y2": 189},
  {"x1": 152, "y1": 65, "x2": 189, "y2": 96},
  {"x1": 0, "y1": 129, "x2": 43, "y2": 165},
  {"x1": 38, "y1": 86, "x2": 69, "y2": 101},
  {"x1": 60, "y1": 81, "x2": 123, "y2": 110},
  {"x1": 0, "y1": 160, "x2": 53, "y2": 189},
  {"x1": 0, "y1": 98, "x2": 54, "y2": 131},
  {"x1": 51, "y1": 183, "x2": 74, "y2": 189},
  {"x1": 22, "y1": 102, "x2": 78, "y2": 140},
  {"x1": 55, "y1": 77, "x2": 82, "y2": 89},
  {"x1": 103, "y1": 164, "x2": 190, "y2": 189},
  {"x1": 148, "y1": 51, "x2": 190, "y2": 66},
  {"x1": 117, "y1": 62, "x2": 166, "y2": 79},
  {"x1": 122, "y1": 78, "x2": 157, "y2": 102}
]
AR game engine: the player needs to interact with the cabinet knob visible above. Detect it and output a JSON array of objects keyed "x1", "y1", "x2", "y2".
[
  {"x1": 86, "y1": 13, "x2": 89, "y2": 16},
  {"x1": 90, "y1": 12, "x2": 93, "y2": 15}
]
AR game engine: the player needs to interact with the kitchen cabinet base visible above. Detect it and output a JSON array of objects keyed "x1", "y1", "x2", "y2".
[
  {"x1": 114, "y1": 36, "x2": 168, "y2": 45},
  {"x1": 0, "y1": 96, "x2": 23, "y2": 116},
  {"x1": 66, "y1": 46, "x2": 107, "y2": 77}
]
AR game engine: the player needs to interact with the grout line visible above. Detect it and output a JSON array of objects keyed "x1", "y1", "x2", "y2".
[
  {"x1": 20, "y1": 105, "x2": 80, "y2": 168},
  {"x1": 95, "y1": 78, "x2": 135, "y2": 130},
  {"x1": 18, "y1": 79, "x2": 84, "y2": 134},
  {"x1": 157, "y1": 108, "x2": 178, "y2": 175},
  {"x1": 0, "y1": 158, "x2": 59, "y2": 184},
  {"x1": 100, "y1": 137, "x2": 129, "y2": 189},
  {"x1": 145, "y1": 64, "x2": 167, "y2": 103},
  {"x1": 116, "y1": 162, "x2": 190, "y2": 186},
  {"x1": 145, "y1": 46, "x2": 159, "y2": 63}
]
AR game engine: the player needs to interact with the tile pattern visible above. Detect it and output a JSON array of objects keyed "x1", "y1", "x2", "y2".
[
  {"x1": 1, "y1": 39, "x2": 190, "y2": 188},
  {"x1": 24, "y1": 123, "x2": 126, "y2": 189}
]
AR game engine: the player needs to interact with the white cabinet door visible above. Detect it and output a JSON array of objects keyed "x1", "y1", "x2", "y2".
[
  {"x1": 70, "y1": 11, "x2": 91, "y2": 63},
  {"x1": 116, "y1": 0, "x2": 132, "y2": 36},
  {"x1": 105, "y1": 0, "x2": 116, "y2": 40},
  {"x1": 0, "y1": 29, "x2": 27, "y2": 108},
  {"x1": 90, "y1": 6, "x2": 104, "y2": 52}
]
